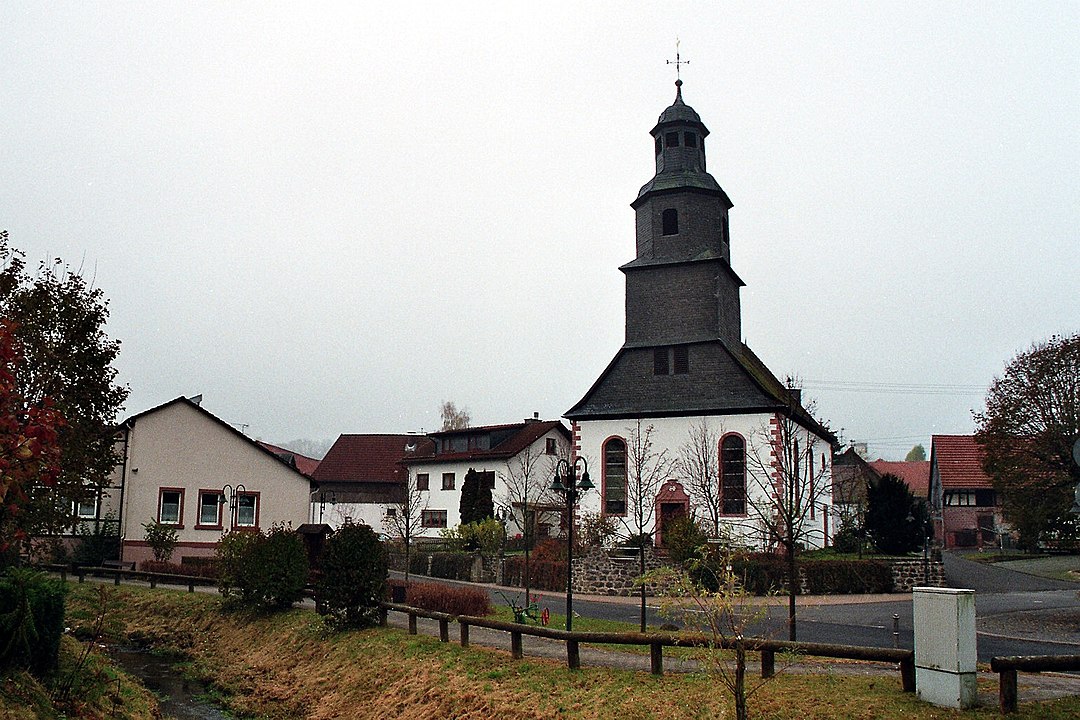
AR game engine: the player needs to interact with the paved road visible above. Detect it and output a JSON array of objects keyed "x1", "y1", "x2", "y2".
[{"x1": 403, "y1": 551, "x2": 1080, "y2": 663}]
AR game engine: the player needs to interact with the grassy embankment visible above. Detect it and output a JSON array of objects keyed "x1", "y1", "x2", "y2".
[{"x1": 4, "y1": 581, "x2": 1079, "y2": 719}]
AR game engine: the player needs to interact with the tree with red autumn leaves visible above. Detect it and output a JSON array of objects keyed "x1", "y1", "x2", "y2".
[{"x1": 0, "y1": 319, "x2": 64, "y2": 558}]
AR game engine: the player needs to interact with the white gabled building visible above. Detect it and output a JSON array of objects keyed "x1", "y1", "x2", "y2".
[{"x1": 566, "y1": 80, "x2": 836, "y2": 550}]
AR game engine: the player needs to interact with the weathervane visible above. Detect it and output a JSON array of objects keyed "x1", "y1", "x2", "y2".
[{"x1": 667, "y1": 38, "x2": 689, "y2": 82}]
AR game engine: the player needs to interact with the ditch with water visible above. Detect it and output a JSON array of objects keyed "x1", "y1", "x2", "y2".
[{"x1": 109, "y1": 646, "x2": 230, "y2": 720}]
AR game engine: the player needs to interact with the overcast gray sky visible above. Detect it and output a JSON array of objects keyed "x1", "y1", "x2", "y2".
[{"x1": 3, "y1": 2, "x2": 1077, "y2": 459}]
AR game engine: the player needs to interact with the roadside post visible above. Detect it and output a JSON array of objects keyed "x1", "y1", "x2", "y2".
[{"x1": 913, "y1": 587, "x2": 976, "y2": 708}]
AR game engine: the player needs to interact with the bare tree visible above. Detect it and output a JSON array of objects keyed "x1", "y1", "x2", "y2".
[
  {"x1": 680, "y1": 418, "x2": 724, "y2": 536},
  {"x1": 498, "y1": 440, "x2": 562, "y2": 607},
  {"x1": 383, "y1": 468, "x2": 428, "y2": 583},
  {"x1": 616, "y1": 420, "x2": 675, "y2": 632},
  {"x1": 440, "y1": 401, "x2": 471, "y2": 431},
  {"x1": 743, "y1": 407, "x2": 832, "y2": 641}
]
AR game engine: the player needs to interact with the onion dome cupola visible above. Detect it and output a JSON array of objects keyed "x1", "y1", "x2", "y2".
[{"x1": 630, "y1": 79, "x2": 735, "y2": 266}]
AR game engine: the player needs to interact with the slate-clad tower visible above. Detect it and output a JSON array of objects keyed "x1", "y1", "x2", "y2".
[
  {"x1": 624, "y1": 78, "x2": 744, "y2": 349},
  {"x1": 567, "y1": 81, "x2": 825, "y2": 423}
]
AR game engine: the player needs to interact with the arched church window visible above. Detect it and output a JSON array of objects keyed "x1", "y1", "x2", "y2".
[
  {"x1": 662, "y1": 208, "x2": 679, "y2": 236},
  {"x1": 603, "y1": 437, "x2": 627, "y2": 516},
  {"x1": 720, "y1": 435, "x2": 746, "y2": 515}
]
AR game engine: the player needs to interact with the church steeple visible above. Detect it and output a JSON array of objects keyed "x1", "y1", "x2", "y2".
[{"x1": 621, "y1": 81, "x2": 743, "y2": 347}]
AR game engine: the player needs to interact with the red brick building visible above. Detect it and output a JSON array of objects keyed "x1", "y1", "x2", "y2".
[{"x1": 928, "y1": 435, "x2": 1006, "y2": 549}]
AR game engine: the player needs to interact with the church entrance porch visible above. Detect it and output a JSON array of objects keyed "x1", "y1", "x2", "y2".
[{"x1": 654, "y1": 481, "x2": 690, "y2": 547}]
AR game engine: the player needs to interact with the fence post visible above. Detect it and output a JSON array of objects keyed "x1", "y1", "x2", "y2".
[
  {"x1": 188, "y1": 579, "x2": 195, "y2": 593},
  {"x1": 999, "y1": 669, "x2": 1018, "y2": 714},
  {"x1": 566, "y1": 639, "x2": 580, "y2": 670},
  {"x1": 650, "y1": 642, "x2": 663, "y2": 676},
  {"x1": 379, "y1": 606, "x2": 388, "y2": 627},
  {"x1": 78, "y1": 568, "x2": 85, "y2": 584},
  {"x1": 408, "y1": 613, "x2": 417, "y2": 635},
  {"x1": 760, "y1": 649, "x2": 775, "y2": 679},
  {"x1": 900, "y1": 656, "x2": 915, "y2": 693},
  {"x1": 113, "y1": 570, "x2": 121, "y2": 586},
  {"x1": 511, "y1": 631, "x2": 523, "y2": 660},
  {"x1": 150, "y1": 575, "x2": 157, "y2": 589},
  {"x1": 439, "y1": 619, "x2": 449, "y2": 643},
  {"x1": 460, "y1": 623, "x2": 470, "y2": 648},
  {"x1": 60, "y1": 567, "x2": 66, "y2": 583}
]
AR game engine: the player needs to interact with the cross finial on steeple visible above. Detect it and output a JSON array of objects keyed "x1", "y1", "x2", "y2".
[{"x1": 666, "y1": 38, "x2": 689, "y2": 82}]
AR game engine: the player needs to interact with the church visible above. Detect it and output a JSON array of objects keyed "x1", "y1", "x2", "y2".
[{"x1": 566, "y1": 78, "x2": 836, "y2": 550}]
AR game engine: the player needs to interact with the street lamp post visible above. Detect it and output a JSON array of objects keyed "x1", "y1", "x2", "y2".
[
  {"x1": 550, "y1": 457, "x2": 594, "y2": 632},
  {"x1": 220, "y1": 483, "x2": 247, "y2": 531}
]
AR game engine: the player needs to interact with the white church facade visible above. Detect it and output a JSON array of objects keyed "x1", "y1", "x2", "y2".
[{"x1": 567, "y1": 80, "x2": 836, "y2": 551}]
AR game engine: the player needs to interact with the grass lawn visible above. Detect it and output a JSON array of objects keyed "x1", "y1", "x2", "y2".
[{"x1": 4, "y1": 581, "x2": 1064, "y2": 719}]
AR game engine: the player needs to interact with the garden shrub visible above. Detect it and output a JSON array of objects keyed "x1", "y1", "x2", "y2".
[
  {"x1": 802, "y1": 559, "x2": 893, "y2": 594},
  {"x1": 0, "y1": 568, "x2": 67, "y2": 676},
  {"x1": 316, "y1": 521, "x2": 387, "y2": 629},
  {"x1": 401, "y1": 581, "x2": 492, "y2": 616},
  {"x1": 831, "y1": 526, "x2": 862, "y2": 554},
  {"x1": 428, "y1": 552, "x2": 474, "y2": 581},
  {"x1": 216, "y1": 525, "x2": 308, "y2": 612},
  {"x1": 140, "y1": 560, "x2": 219, "y2": 580},
  {"x1": 141, "y1": 520, "x2": 179, "y2": 562},
  {"x1": 71, "y1": 517, "x2": 120, "y2": 567},
  {"x1": 408, "y1": 552, "x2": 429, "y2": 576},
  {"x1": 691, "y1": 550, "x2": 787, "y2": 595},
  {"x1": 663, "y1": 515, "x2": 709, "y2": 565}
]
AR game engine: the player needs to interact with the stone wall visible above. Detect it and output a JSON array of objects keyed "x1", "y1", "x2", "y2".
[
  {"x1": 886, "y1": 558, "x2": 944, "y2": 592},
  {"x1": 571, "y1": 546, "x2": 665, "y2": 596}
]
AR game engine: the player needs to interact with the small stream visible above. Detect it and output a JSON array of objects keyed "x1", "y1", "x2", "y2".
[{"x1": 109, "y1": 647, "x2": 230, "y2": 720}]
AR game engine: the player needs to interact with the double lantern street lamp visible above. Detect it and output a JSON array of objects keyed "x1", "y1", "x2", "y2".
[
  {"x1": 550, "y1": 457, "x2": 594, "y2": 632},
  {"x1": 219, "y1": 483, "x2": 246, "y2": 532}
]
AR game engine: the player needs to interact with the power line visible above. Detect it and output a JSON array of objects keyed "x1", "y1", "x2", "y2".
[{"x1": 803, "y1": 379, "x2": 985, "y2": 397}]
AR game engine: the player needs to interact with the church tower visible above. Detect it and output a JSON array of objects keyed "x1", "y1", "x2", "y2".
[{"x1": 624, "y1": 78, "x2": 744, "y2": 348}]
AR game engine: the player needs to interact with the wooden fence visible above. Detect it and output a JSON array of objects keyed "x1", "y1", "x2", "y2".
[
  {"x1": 990, "y1": 655, "x2": 1080, "y2": 713},
  {"x1": 39, "y1": 563, "x2": 214, "y2": 593},
  {"x1": 378, "y1": 601, "x2": 915, "y2": 690}
]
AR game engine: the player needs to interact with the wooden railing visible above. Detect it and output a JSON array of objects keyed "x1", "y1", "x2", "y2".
[
  {"x1": 378, "y1": 601, "x2": 915, "y2": 690},
  {"x1": 991, "y1": 655, "x2": 1080, "y2": 713},
  {"x1": 38, "y1": 563, "x2": 214, "y2": 593}
]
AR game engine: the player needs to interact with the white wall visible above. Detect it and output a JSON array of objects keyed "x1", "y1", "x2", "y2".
[{"x1": 573, "y1": 413, "x2": 833, "y2": 550}]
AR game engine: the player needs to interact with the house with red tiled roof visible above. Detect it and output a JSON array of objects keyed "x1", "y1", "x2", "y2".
[
  {"x1": 100, "y1": 397, "x2": 314, "y2": 568},
  {"x1": 928, "y1": 434, "x2": 1006, "y2": 549},
  {"x1": 405, "y1": 419, "x2": 572, "y2": 538},
  {"x1": 309, "y1": 434, "x2": 433, "y2": 529},
  {"x1": 870, "y1": 460, "x2": 931, "y2": 499}
]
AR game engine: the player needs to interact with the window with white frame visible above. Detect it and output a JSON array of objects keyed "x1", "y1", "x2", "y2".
[
  {"x1": 235, "y1": 494, "x2": 257, "y2": 526},
  {"x1": 198, "y1": 491, "x2": 222, "y2": 526},
  {"x1": 74, "y1": 497, "x2": 97, "y2": 520},
  {"x1": 158, "y1": 489, "x2": 183, "y2": 525},
  {"x1": 422, "y1": 510, "x2": 447, "y2": 528}
]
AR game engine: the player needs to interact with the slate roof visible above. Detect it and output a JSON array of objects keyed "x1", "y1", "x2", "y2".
[
  {"x1": 409, "y1": 421, "x2": 570, "y2": 465},
  {"x1": 930, "y1": 435, "x2": 993, "y2": 490},
  {"x1": 565, "y1": 337, "x2": 835, "y2": 443},
  {"x1": 312, "y1": 434, "x2": 434, "y2": 485},
  {"x1": 870, "y1": 460, "x2": 931, "y2": 498}
]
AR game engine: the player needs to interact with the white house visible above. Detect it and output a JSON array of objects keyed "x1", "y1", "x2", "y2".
[
  {"x1": 404, "y1": 419, "x2": 572, "y2": 539},
  {"x1": 566, "y1": 80, "x2": 835, "y2": 550},
  {"x1": 102, "y1": 396, "x2": 314, "y2": 567}
]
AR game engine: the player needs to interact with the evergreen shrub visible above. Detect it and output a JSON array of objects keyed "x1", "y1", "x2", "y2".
[
  {"x1": 428, "y1": 552, "x2": 474, "y2": 580},
  {"x1": 217, "y1": 525, "x2": 308, "y2": 612},
  {"x1": 0, "y1": 568, "x2": 67, "y2": 676},
  {"x1": 801, "y1": 559, "x2": 893, "y2": 594},
  {"x1": 663, "y1": 515, "x2": 709, "y2": 565},
  {"x1": 317, "y1": 521, "x2": 387, "y2": 628}
]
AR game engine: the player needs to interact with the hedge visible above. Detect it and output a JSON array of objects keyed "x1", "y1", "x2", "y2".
[
  {"x1": 801, "y1": 559, "x2": 893, "y2": 594},
  {"x1": 390, "y1": 580, "x2": 492, "y2": 616},
  {"x1": 502, "y1": 557, "x2": 566, "y2": 592}
]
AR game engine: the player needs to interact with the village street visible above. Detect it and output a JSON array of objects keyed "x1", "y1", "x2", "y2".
[{"x1": 412, "y1": 551, "x2": 1080, "y2": 664}]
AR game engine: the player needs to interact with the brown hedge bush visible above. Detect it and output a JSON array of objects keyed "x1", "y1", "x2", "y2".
[{"x1": 394, "y1": 580, "x2": 492, "y2": 616}]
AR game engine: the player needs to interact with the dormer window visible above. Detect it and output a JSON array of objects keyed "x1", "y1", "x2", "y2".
[
  {"x1": 664, "y1": 132, "x2": 680, "y2": 148},
  {"x1": 662, "y1": 208, "x2": 679, "y2": 236}
]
